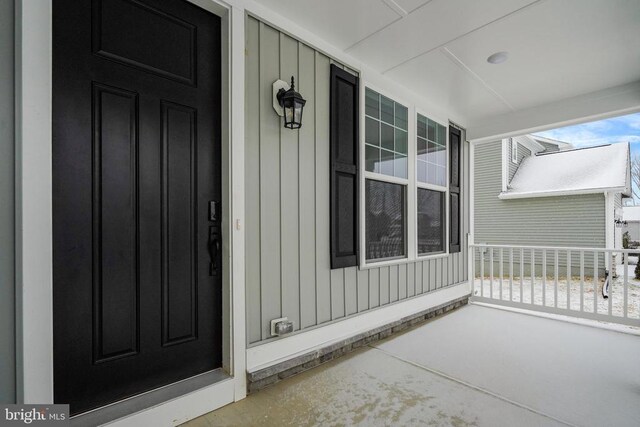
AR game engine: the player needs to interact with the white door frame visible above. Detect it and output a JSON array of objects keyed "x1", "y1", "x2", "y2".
[{"x1": 15, "y1": 0, "x2": 246, "y2": 421}]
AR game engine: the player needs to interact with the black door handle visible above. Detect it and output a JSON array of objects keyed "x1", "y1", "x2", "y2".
[{"x1": 208, "y1": 226, "x2": 220, "y2": 276}]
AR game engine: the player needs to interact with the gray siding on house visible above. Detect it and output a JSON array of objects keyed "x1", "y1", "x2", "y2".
[
  {"x1": 245, "y1": 16, "x2": 470, "y2": 346},
  {"x1": 0, "y1": 0, "x2": 15, "y2": 403},
  {"x1": 508, "y1": 140, "x2": 531, "y2": 182},
  {"x1": 475, "y1": 140, "x2": 606, "y2": 248}
]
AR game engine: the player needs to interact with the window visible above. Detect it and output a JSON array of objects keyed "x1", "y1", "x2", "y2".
[
  {"x1": 417, "y1": 188, "x2": 445, "y2": 254},
  {"x1": 416, "y1": 113, "x2": 447, "y2": 256},
  {"x1": 511, "y1": 138, "x2": 518, "y2": 163},
  {"x1": 365, "y1": 180, "x2": 405, "y2": 260},
  {"x1": 361, "y1": 87, "x2": 461, "y2": 265},
  {"x1": 364, "y1": 88, "x2": 408, "y2": 261},
  {"x1": 365, "y1": 88, "x2": 408, "y2": 179},
  {"x1": 417, "y1": 114, "x2": 447, "y2": 187}
]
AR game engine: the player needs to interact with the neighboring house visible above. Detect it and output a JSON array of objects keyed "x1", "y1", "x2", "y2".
[
  {"x1": 475, "y1": 136, "x2": 631, "y2": 273},
  {"x1": 623, "y1": 206, "x2": 640, "y2": 243}
]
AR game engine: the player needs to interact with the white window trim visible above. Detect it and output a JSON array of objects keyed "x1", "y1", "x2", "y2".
[
  {"x1": 359, "y1": 82, "x2": 415, "y2": 268},
  {"x1": 501, "y1": 138, "x2": 509, "y2": 192},
  {"x1": 511, "y1": 138, "x2": 518, "y2": 164},
  {"x1": 359, "y1": 81, "x2": 453, "y2": 268},
  {"x1": 415, "y1": 108, "x2": 449, "y2": 259}
]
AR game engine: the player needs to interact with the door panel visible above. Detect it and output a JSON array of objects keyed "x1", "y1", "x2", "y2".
[{"x1": 53, "y1": 0, "x2": 222, "y2": 415}]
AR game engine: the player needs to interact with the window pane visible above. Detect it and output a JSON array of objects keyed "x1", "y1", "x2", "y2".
[
  {"x1": 365, "y1": 145, "x2": 380, "y2": 173},
  {"x1": 395, "y1": 129, "x2": 407, "y2": 155},
  {"x1": 437, "y1": 123, "x2": 446, "y2": 145},
  {"x1": 427, "y1": 119, "x2": 436, "y2": 141},
  {"x1": 417, "y1": 115, "x2": 427, "y2": 138},
  {"x1": 427, "y1": 140, "x2": 438, "y2": 164},
  {"x1": 381, "y1": 95, "x2": 394, "y2": 125},
  {"x1": 417, "y1": 161, "x2": 427, "y2": 183},
  {"x1": 436, "y1": 165, "x2": 446, "y2": 187},
  {"x1": 365, "y1": 88, "x2": 379, "y2": 119},
  {"x1": 395, "y1": 104, "x2": 408, "y2": 130},
  {"x1": 366, "y1": 179, "x2": 405, "y2": 260},
  {"x1": 380, "y1": 149, "x2": 394, "y2": 176},
  {"x1": 394, "y1": 154, "x2": 407, "y2": 179},
  {"x1": 417, "y1": 188, "x2": 444, "y2": 255},
  {"x1": 381, "y1": 123, "x2": 394, "y2": 151},
  {"x1": 417, "y1": 137, "x2": 427, "y2": 162},
  {"x1": 365, "y1": 117, "x2": 379, "y2": 146}
]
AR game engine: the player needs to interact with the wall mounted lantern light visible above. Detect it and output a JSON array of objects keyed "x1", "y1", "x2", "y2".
[
  {"x1": 273, "y1": 76, "x2": 306, "y2": 129},
  {"x1": 615, "y1": 218, "x2": 628, "y2": 228}
]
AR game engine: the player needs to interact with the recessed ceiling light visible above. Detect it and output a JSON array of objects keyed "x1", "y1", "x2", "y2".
[{"x1": 487, "y1": 51, "x2": 509, "y2": 64}]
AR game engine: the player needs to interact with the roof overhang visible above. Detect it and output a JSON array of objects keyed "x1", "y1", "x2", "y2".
[{"x1": 499, "y1": 185, "x2": 630, "y2": 200}]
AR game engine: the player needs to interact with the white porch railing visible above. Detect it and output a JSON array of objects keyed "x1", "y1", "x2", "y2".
[{"x1": 470, "y1": 244, "x2": 640, "y2": 327}]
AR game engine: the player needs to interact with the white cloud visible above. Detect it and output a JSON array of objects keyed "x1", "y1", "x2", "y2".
[{"x1": 533, "y1": 113, "x2": 640, "y2": 148}]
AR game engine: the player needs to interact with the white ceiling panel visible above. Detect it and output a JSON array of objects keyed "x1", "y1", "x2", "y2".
[
  {"x1": 445, "y1": 0, "x2": 640, "y2": 111},
  {"x1": 386, "y1": 49, "x2": 512, "y2": 123},
  {"x1": 346, "y1": 0, "x2": 538, "y2": 72},
  {"x1": 391, "y1": 0, "x2": 432, "y2": 14},
  {"x1": 252, "y1": 0, "x2": 401, "y2": 50}
]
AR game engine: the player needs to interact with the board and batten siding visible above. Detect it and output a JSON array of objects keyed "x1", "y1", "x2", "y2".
[
  {"x1": 475, "y1": 140, "x2": 605, "y2": 246},
  {"x1": 245, "y1": 16, "x2": 470, "y2": 346},
  {"x1": 0, "y1": 0, "x2": 15, "y2": 403}
]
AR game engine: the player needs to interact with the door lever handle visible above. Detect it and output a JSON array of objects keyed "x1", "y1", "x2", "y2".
[{"x1": 208, "y1": 226, "x2": 220, "y2": 276}]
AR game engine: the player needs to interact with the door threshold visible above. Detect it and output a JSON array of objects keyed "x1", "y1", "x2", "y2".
[{"x1": 70, "y1": 369, "x2": 230, "y2": 427}]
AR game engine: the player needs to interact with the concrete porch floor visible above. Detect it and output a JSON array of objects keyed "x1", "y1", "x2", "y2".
[{"x1": 184, "y1": 304, "x2": 640, "y2": 427}]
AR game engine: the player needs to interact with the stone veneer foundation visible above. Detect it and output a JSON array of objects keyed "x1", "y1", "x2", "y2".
[{"x1": 247, "y1": 295, "x2": 469, "y2": 393}]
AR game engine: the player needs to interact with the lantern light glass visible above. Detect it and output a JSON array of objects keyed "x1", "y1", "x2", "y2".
[{"x1": 277, "y1": 76, "x2": 306, "y2": 129}]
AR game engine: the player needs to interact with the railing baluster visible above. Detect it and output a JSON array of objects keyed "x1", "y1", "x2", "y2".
[
  {"x1": 542, "y1": 249, "x2": 547, "y2": 307},
  {"x1": 531, "y1": 249, "x2": 535, "y2": 305},
  {"x1": 509, "y1": 248, "x2": 514, "y2": 302},
  {"x1": 594, "y1": 251, "x2": 598, "y2": 314},
  {"x1": 554, "y1": 249, "x2": 559, "y2": 308},
  {"x1": 480, "y1": 248, "x2": 485, "y2": 297},
  {"x1": 608, "y1": 251, "x2": 613, "y2": 316},
  {"x1": 580, "y1": 251, "x2": 584, "y2": 312},
  {"x1": 624, "y1": 252, "x2": 629, "y2": 318},
  {"x1": 490, "y1": 247, "x2": 494, "y2": 300},
  {"x1": 499, "y1": 248, "x2": 504, "y2": 301},
  {"x1": 520, "y1": 249, "x2": 524, "y2": 303},
  {"x1": 567, "y1": 250, "x2": 571, "y2": 310}
]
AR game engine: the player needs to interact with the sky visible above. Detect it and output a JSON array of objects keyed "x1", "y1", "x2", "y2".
[{"x1": 532, "y1": 112, "x2": 640, "y2": 155}]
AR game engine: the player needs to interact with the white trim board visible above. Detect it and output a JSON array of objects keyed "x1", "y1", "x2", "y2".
[
  {"x1": 247, "y1": 283, "x2": 471, "y2": 372},
  {"x1": 499, "y1": 187, "x2": 626, "y2": 200}
]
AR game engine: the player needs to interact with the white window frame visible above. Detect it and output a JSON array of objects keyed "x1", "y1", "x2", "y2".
[
  {"x1": 511, "y1": 138, "x2": 518, "y2": 164},
  {"x1": 359, "y1": 83, "x2": 415, "y2": 268},
  {"x1": 415, "y1": 109, "x2": 449, "y2": 259},
  {"x1": 358, "y1": 82, "x2": 453, "y2": 268}
]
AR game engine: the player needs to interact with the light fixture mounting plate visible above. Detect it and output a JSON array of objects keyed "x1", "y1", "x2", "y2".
[{"x1": 272, "y1": 79, "x2": 290, "y2": 117}]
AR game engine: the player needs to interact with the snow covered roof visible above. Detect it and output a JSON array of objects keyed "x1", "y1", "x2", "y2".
[
  {"x1": 500, "y1": 143, "x2": 631, "y2": 199},
  {"x1": 623, "y1": 206, "x2": 640, "y2": 222}
]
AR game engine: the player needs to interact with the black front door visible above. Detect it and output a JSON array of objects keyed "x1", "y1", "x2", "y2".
[{"x1": 53, "y1": 0, "x2": 222, "y2": 415}]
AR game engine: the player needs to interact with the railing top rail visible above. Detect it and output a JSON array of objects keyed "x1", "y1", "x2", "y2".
[{"x1": 470, "y1": 243, "x2": 636, "y2": 253}]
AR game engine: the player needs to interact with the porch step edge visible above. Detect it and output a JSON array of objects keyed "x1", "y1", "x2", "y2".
[{"x1": 246, "y1": 295, "x2": 469, "y2": 393}]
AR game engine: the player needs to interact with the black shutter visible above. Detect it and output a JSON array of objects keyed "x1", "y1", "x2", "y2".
[
  {"x1": 330, "y1": 65, "x2": 359, "y2": 269},
  {"x1": 449, "y1": 126, "x2": 462, "y2": 253}
]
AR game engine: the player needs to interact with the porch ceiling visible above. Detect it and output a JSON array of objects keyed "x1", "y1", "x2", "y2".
[{"x1": 254, "y1": 0, "x2": 640, "y2": 126}]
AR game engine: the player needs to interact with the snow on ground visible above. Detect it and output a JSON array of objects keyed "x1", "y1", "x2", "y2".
[{"x1": 473, "y1": 274, "x2": 640, "y2": 319}]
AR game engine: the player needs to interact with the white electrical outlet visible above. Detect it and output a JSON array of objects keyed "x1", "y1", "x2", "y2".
[{"x1": 270, "y1": 317, "x2": 294, "y2": 336}]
